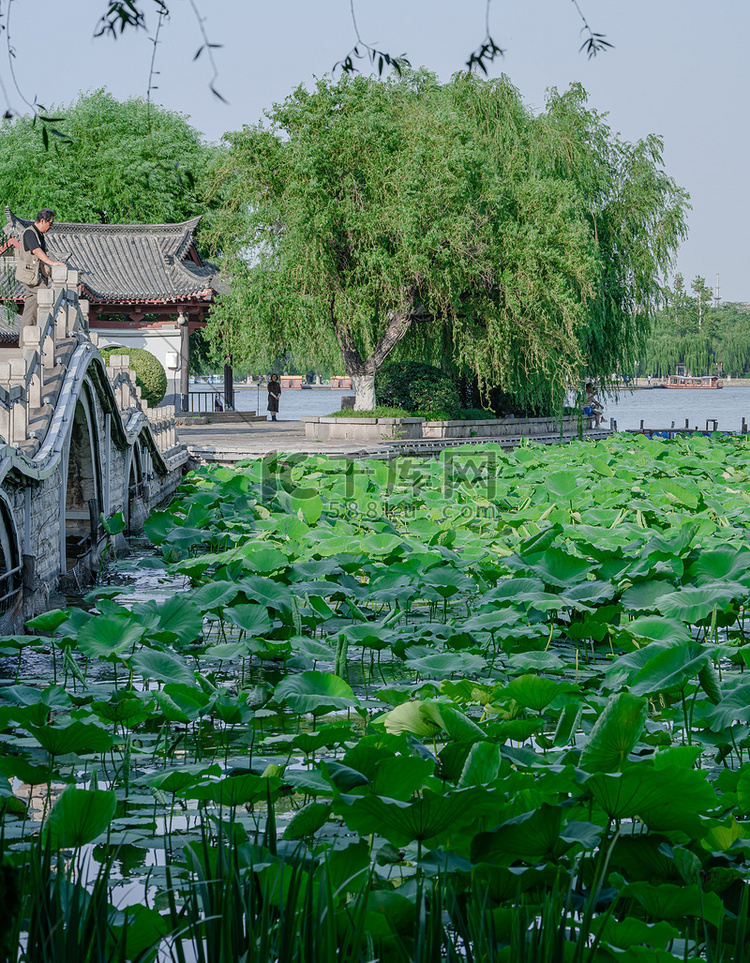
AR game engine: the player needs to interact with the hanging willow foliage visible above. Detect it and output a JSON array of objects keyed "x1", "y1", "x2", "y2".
[
  {"x1": 206, "y1": 71, "x2": 688, "y2": 411},
  {"x1": 645, "y1": 280, "x2": 750, "y2": 379}
]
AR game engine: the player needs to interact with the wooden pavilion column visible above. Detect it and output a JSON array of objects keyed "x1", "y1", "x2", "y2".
[
  {"x1": 223, "y1": 358, "x2": 234, "y2": 411},
  {"x1": 179, "y1": 311, "x2": 189, "y2": 413}
]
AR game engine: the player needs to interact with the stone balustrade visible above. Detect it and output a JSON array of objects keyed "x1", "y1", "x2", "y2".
[{"x1": 0, "y1": 260, "x2": 179, "y2": 454}]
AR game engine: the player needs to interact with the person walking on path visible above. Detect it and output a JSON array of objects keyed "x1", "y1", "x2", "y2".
[
  {"x1": 15, "y1": 209, "x2": 66, "y2": 341},
  {"x1": 267, "y1": 373, "x2": 281, "y2": 421}
]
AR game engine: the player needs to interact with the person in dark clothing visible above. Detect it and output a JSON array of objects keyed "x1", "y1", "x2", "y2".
[
  {"x1": 267, "y1": 373, "x2": 281, "y2": 421},
  {"x1": 15, "y1": 209, "x2": 66, "y2": 340}
]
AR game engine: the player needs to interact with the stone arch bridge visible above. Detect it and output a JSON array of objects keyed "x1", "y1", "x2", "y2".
[{"x1": 0, "y1": 265, "x2": 187, "y2": 629}]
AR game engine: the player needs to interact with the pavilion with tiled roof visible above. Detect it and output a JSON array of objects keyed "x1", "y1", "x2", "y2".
[{"x1": 2, "y1": 209, "x2": 224, "y2": 408}]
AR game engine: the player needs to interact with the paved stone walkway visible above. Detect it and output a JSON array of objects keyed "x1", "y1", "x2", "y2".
[{"x1": 176, "y1": 417, "x2": 614, "y2": 464}]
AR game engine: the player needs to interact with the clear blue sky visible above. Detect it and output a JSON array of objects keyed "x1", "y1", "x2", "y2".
[{"x1": 7, "y1": 1, "x2": 748, "y2": 301}]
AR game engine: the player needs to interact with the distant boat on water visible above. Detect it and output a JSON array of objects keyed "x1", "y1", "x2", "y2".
[{"x1": 665, "y1": 375, "x2": 723, "y2": 389}]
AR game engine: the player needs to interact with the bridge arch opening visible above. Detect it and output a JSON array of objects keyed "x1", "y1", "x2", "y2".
[
  {"x1": 127, "y1": 441, "x2": 147, "y2": 534},
  {"x1": 0, "y1": 495, "x2": 21, "y2": 620},
  {"x1": 65, "y1": 392, "x2": 103, "y2": 571}
]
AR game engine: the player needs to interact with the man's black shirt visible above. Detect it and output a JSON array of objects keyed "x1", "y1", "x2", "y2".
[{"x1": 22, "y1": 227, "x2": 45, "y2": 255}]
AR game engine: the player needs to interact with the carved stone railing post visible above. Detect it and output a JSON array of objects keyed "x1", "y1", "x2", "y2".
[
  {"x1": 23, "y1": 320, "x2": 55, "y2": 370},
  {"x1": 50, "y1": 263, "x2": 68, "y2": 285},
  {"x1": 78, "y1": 299, "x2": 90, "y2": 334},
  {"x1": 7, "y1": 358, "x2": 27, "y2": 444},
  {"x1": 0, "y1": 367, "x2": 10, "y2": 443},
  {"x1": 19, "y1": 338, "x2": 43, "y2": 408},
  {"x1": 34, "y1": 285, "x2": 61, "y2": 356}
]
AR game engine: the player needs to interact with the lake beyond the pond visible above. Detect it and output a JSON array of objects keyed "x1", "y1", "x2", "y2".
[{"x1": 226, "y1": 383, "x2": 750, "y2": 433}]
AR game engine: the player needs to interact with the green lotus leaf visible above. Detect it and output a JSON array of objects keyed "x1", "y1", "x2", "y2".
[
  {"x1": 420, "y1": 702, "x2": 486, "y2": 743},
  {"x1": 502, "y1": 674, "x2": 565, "y2": 713},
  {"x1": 579, "y1": 691, "x2": 648, "y2": 773},
  {"x1": 290, "y1": 492, "x2": 323, "y2": 524},
  {"x1": 339, "y1": 622, "x2": 392, "y2": 651},
  {"x1": 591, "y1": 916, "x2": 680, "y2": 951},
  {"x1": 190, "y1": 773, "x2": 282, "y2": 807},
  {"x1": 29, "y1": 721, "x2": 114, "y2": 756},
  {"x1": 44, "y1": 786, "x2": 117, "y2": 848},
  {"x1": 656, "y1": 581, "x2": 745, "y2": 624},
  {"x1": 359, "y1": 534, "x2": 404, "y2": 556},
  {"x1": 623, "y1": 881, "x2": 724, "y2": 928},
  {"x1": 471, "y1": 803, "x2": 564, "y2": 865},
  {"x1": 149, "y1": 689, "x2": 192, "y2": 723},
  {"x1": 458, "y1": 741, "x2": 504, "y2": 788},
  {"x1": 337, "y1": 786, "x2": 494, "y2": 846},
  {"x1": 369, "y1": 755, "x2": 435, "y2": 800},
  {"x1": 143, "y1": 763, "x2": 221, "y2": 794},
  {"x1": 76, "y1": 615, "x2": 145, "y2": 660},
  {"x1": 282, "y1": 801, "x2": 331, "y2": 840},
  {"x1": 291, "y1": 724, "x2": 354, "y2": 755},
  {"x1": 545, "y1": 471, "x2": 584, "y2": 501},
  {"x1": 737, "y1": 767, "x2": 750, "y2": 814},
  {"x1": 151, "y1": 595, "x2": 204, "y2": 643},
  {"x1": 25, "y1": 608, "x2": 70, "y2": 633},
  {"x1": 526, "y1": 547, "x2": 593, "y2": 587},
  {"x1": 128, "y1": 648, "x2": 197, "y2": 686},
  {"x1": 0, "y1": 755, "x2": 53, "y2": 786},
  {"x1": 244, "y1": 546, "x2": 289, "y2": 574},
  {"x1": 274, "y1": 670, "x2": 358, "y2": 715},
  {"x1": 629, "y1": 643, "x2": 711, "y2": 696},
  {"x1": 482, "y1": 578, "x2": 546, "y2": 606},
  {"x1": 378, "y1": 701, "x2": 444, "y2": 738},
  {"x1": 517, "y1": 524, "x2": 563, "y2": 555},
  {"x1": 283, "y1": 769, "x2": 331, "y2": 795},
  {"x1": 143, "y1": 510, "x2": 174, "y2": 545},
  {"x1": 162, "y1": 682, "x2": 211, "y2": 719},
  {"x1": 552, "y1": 703, "x2": 583, "y2": 747},
  {"x1": 618, "y1": 616, "x2": 693, "y2": 646},
  {"x1": 203, "y1": 641, "x2": 249, "y2": 660},
  {"x1": 686, "y1": 547, "x2": 750, "y2": 585},
  {"x1": 0, "y1": 684, "x2": 70, "y2": 721},
  {"x1": 319, "y1": 760, "x2": 370, "y2": 792},
  {"x1": 404, "y1": 652, "x2": 487, "y2": 677},
  {"x1": 324, "y1": 838, "x2": 371, "y2": 896},
  {"x1": 655, "y1": 479, "x2": 700, "y2": 510},
  {"x1": 586, "y1": 766, "x2": 716, "y2": 830},
  {"x1": 91, "y1": 695, "x2": 151, "y2": 726},
  {"x1": 109, "y1": 904, "x2": 170, "y2": 962},
  {"x1": 642, "y1": 524, "x2": 700, "y2": 559},
  {"x1": 561, "y1": 580, "x2": 616, "y2": 607},
  {"x1": 419, "y1": 568, "x2": 473, "y2": 599},
  {"x1": 620, "y1": 580, "x2": 676, "y2": 613},
  {"x1": 226, "y1": 603, "x2": 273, "y2": 635},
  {"x1": 707, "y1": 683, "x2": 750, "y2": 730},
  {"x1": 191, "y1": 581, "x2": 239, "y2": 611},
  {"x1": 504, "y1": 652, "x2": 568, "y2": 675}
]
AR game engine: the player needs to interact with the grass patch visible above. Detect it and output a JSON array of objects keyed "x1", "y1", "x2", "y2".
[
  {"x1": 325, "y1": 407, "x2": 497, "y2": 420},
  {"x1": 325, "y1": 406, "x2": 413, "y2": 418}
]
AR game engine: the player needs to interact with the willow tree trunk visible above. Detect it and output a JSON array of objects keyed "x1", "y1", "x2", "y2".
[
  {"x1": 351, "y1": 374, "x2": 376, "y2": 410},
  {"x1": 332, "y1": 291, "x2": 417, "y2": 411}
]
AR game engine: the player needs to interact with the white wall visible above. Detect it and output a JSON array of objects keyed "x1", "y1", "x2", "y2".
[{"x1": 95, "y1": 324, "x2": 182, "y2": 375}]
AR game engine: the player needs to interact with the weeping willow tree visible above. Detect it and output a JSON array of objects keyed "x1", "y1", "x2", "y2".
[{"x1": 206, "y1": 71, "x2": 688, "y2": 411}]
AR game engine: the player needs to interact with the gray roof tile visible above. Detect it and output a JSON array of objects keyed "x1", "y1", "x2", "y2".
[{"x1": 4, "y1": 208, "x2": 220, "y2": 303}]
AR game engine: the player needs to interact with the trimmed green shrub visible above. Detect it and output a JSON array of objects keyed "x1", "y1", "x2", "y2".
[
  {"x1": 101, "y1": 347, "x2": 168, "y2": 407},
  {"x1": 326, "y1": 407, "x2": 413, "y2": 418},
  {"x1": 376, "y1": 362, "x2": 460, "y2": 416}
]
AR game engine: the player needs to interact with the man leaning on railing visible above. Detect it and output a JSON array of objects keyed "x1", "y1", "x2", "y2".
[{"x1": 15, "y1": 209, "x2": 66, "y2": 341}]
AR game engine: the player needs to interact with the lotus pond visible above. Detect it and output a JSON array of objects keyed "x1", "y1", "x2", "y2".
[{"x1": 4, "y1": 433, "x2": 750, "y2": 961}]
